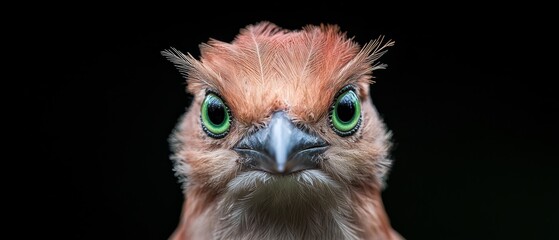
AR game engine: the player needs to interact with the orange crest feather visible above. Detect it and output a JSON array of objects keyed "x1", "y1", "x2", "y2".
[{"x1": 162, "y1": 21, "x2": 394, "y2": 124}]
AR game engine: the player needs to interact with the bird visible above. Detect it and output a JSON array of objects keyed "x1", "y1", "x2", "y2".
[{"x1": 161, "y1": 21, "x2": 401, "y2": 240}]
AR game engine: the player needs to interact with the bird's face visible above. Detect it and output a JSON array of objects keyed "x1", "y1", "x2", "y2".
[{"x1": 165, "y1": 22, "x2": 394, "y2": 202}]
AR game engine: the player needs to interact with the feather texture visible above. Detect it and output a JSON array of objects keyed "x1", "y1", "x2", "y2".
[
  {"x1": 163, "y1": 21, "x2": 400, "y2": 240},
  {"x1": 162, "y1": 21, "x2": 394, "y2": 124}
]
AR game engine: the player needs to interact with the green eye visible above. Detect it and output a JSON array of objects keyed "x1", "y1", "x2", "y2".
[
  {"x1": 201, "y1": 93, "x2": 231, "y2": 138},
  {"x1": 329, "y1": 86, "x2": 361, "y2": 136}
]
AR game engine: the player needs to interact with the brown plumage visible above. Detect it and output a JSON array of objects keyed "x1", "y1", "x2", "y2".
[{"x1": 162, "y1": 21, "x2": 402, "y2": 240}]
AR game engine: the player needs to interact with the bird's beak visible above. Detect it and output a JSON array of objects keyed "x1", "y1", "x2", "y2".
[{"x1": 234, "y1": 111, "x2": 328, "y2": 175}]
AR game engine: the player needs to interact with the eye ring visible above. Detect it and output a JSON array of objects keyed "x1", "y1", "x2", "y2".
[
  {"x1": 200, "y1": 92, "x2": 232, "y2": 138},
  {"x1": 329, "y1": 85, "x2": 361, "y2": 137}
]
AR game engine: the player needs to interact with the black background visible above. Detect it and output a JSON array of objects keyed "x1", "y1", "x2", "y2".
[{"x1": 38, "y1": 5, "x2": 558, "y2": 240}]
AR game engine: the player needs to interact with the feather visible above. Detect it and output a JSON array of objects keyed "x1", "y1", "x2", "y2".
[
  {"x1": 169, "y1": 21, "x2": 393, "y2": 125},
  {"x1": 336, "y1": 35, "x2": 395, "y2": 87},
  {"x1": 163, "y1": 21, "x2": 401, "y2": 240}
]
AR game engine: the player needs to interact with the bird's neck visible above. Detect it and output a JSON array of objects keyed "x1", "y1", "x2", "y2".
[{"x1": 171, "y1": 175, "x2": 398, "y2": 240}]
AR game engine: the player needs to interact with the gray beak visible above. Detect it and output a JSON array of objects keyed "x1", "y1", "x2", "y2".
[{"x1": 234, "y1": 111, "x2": 328, "y2": 174}]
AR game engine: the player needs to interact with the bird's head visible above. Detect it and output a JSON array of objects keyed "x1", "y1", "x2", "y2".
[{"x1": 163, "y1": 21, "x2": 394, "y2": 207}]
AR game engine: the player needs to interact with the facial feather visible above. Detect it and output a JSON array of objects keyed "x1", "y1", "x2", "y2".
[{"x1": 163, "y1": 21, "x2": 399, "y2": 240}]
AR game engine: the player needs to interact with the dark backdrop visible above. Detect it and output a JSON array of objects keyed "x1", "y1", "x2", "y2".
[{"x1": 40, "y1": 5, "x2": 557, "y2": 240}]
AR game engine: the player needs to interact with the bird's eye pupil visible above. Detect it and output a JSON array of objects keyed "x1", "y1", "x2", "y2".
[
  {"x1": 201, "y1": 93, "x2": 231, "y2": 138},
  {"x1": 329, "y1": 86, "x2": 361, "y2": 136},
  {"x1": 207, "y1": 99, "x2": 226, "y2": 125},
  {"x1": 336, "y1": 96, "x2": 356, "y2": 123}
]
